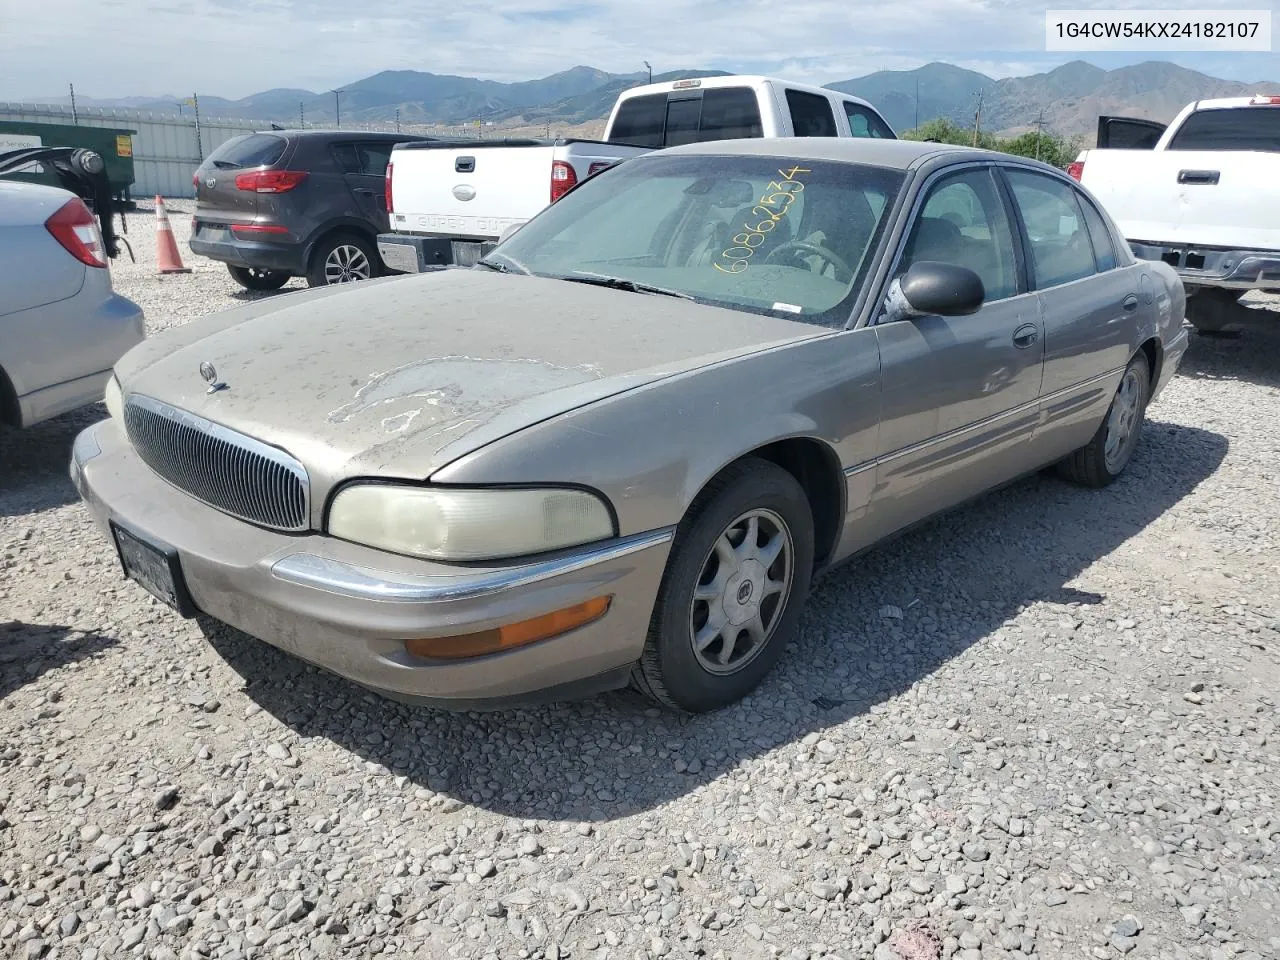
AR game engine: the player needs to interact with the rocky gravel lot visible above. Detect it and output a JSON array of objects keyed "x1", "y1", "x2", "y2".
[{"x1": 2, "y1": 201, "x2": 1279, "y2": 960}]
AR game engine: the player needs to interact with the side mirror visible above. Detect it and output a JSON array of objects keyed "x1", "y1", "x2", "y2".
[
  {"x1": 883, "y1": 261, "x2": 985, "y2": 321},
  {"x1": 497, "y1": 222, "x2": 525, "y2": 244}
]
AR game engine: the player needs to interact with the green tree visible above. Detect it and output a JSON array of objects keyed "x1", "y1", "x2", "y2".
[{"x1": 998, "y1": 131, "x2": 1081, "y2": 168}]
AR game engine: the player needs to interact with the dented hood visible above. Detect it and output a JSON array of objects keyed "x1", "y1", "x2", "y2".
[{"x1": 116, "y1": 269, "x2": 822, "y2": 490}]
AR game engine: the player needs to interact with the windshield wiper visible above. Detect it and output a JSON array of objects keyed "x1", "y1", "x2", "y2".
[
  {"x1": 476, "y1": 255, "x2": 531, "y2": 276},
  {"x1": 211, "y1": 159, "x2": 243, "y2": 169},
  {"x1": 557, "y1": 272, "x2": 693, "y2": 300}
]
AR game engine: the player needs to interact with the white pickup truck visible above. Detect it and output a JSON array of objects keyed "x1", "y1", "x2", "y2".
[
  {"x1": 377, "y1": 74, "x2": 895, "y2": 272},
  {"x1": 1068, "y1": 94, "x2": 1280, "y2": 332}
]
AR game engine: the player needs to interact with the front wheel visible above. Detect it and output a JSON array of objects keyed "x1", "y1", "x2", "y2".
[
  {"x1": 227, "y1": 265, "x2": 290, "y2": 291},
  {"x1": 632, "y1": 458, "x2": 814, "y2": 713},
  {"x1": 307, "y1": 234, "x2": 379, "y2": 287},
  {"x1": 1057, "y1": 351, "x2": 1150, "y2": 488}
]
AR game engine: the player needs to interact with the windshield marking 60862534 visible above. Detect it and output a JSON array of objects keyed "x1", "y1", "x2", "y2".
[{"x1": 714, "y1": 166, "x2": 810, "y2": 275}]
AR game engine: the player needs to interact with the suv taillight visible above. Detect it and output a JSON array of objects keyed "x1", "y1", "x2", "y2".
[
  {"x1": 192, "y1": 170, "x2": 199, "y2": 188},
  {"x1": 385, "y1": 161, "x2": 394, "y2": 214},
  {"x1": 45, "y1": 198, "x2": 106, "y2": 268},
  {"x1": 1066, "y1": 161, "x2": 1084, "y2": 181},
  {"x1": 550, "y1": 160, "x2": 577, "y2": 203},
  {"x1": 234, "y1": 169, "x2": 308, "y2": 193}
]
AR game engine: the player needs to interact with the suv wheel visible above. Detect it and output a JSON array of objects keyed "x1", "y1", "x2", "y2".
[
  {"x1": 308, "y1": 234, "x2": 378, "y2": 287},
  {"x1": 227, "y1": 265, "x2": 290, "y2": 291}
]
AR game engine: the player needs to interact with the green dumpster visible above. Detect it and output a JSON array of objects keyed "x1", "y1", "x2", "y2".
[{"x1": 0, "y1": 120, "x2": 137, "y2": 205}]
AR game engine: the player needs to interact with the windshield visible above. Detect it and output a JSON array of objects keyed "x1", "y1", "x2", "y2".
[{"x1": 487, "y1": 153, "x2": 905, "y2": 327}]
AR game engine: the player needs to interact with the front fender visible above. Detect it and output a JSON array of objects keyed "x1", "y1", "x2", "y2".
[{"x1": 430, "y1": 329, "x2": 883, "y2": 537}]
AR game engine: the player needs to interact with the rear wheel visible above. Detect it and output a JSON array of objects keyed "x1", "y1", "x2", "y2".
[
  {"x1": 632, "y1": 458, "x2": 814, "y2": 713},
  {"x1": 1057, "y1": 351, "x2": 1150, "y2": 488},
  {"x1": 307, "y1": 233, "x2": 378, "y2": 287},
  {"x1": 227, "y1": 265, "x2": 290, "y2": 291}
]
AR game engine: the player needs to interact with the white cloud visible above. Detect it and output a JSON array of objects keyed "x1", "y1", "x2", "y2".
[{"x1": 1, "y1": 0, "x2": 1276, "y2": 100}]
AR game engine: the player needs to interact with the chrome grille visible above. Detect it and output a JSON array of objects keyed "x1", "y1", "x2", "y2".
[{"x1": 123, "y1": 394, "x2": 310, "y2": 532}]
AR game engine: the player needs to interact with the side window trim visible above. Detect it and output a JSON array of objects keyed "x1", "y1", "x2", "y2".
[{"x1": 991, "y1": 166, "x2": 1033, "y2": 295}]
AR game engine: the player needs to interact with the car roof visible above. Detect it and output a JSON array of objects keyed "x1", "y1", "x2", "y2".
[
  {"x1": 650, "y1": 136, "x2": 996, "y2": 170},
  {"x1": 615, "y1": 75, "x2": 885, "y2": 112}
]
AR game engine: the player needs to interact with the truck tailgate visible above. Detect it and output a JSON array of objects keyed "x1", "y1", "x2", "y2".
[
  {"x1": 388, "y1": 142, "x2": 555, "y2": 240},
  {"x1": 1083, "y1": 149, "x2": 1280, "y2": 250}
]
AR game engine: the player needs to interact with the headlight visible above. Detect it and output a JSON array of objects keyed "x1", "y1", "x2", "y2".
[
  {"x1": 327, "y1": 484, "x2": 615, "y2": 561},
  {"x1": 104, "y1": 375, "x2": 124, "y2": 423}
]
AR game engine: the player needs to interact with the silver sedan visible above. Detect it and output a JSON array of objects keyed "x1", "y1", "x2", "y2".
[
  {"x1": 1, "y1": 180, "x2": 144, "y2": 428},
  {"x1": 70, "y1": 138, "x2": 1187, "y2": 713}
]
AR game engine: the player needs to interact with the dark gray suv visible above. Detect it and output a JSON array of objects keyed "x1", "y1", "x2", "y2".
[{"x1": 190, "y1": 130, "x2": 433, "y2": 291}]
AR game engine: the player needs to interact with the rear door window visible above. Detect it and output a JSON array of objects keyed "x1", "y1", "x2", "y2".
[
  {"x1": 1167, "y1": 106, "x2": 1280, "y2": 151},
  {"x1": 697, "y1": 87, "x2": 764, "y2": 140},
  {"x1": 1006, "y1": 170, "x2": 1098, "y2": 288},
  {"x1": 786, "y1": 90, "x2": 838, "y2": 137},
  {"x1": 1076, "y1": 193, "x2": 1118, "y2": 271},
  {"x1": 207, "y1": 133, "x2": 287, "y2": 168},
  {"x1": 330, "y1": 141, "x2": 361, "y2": 174},
  {"x1": 356, "y1": 142, "x2": 394, "y2": 176},
  {"x1": 608, "y1": 93, "x2": 667, "y2": 147},
  {"x1": 843, "y1": 103, "x2": 894, "y2": 139}
]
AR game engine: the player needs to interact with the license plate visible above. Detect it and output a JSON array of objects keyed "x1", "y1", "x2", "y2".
[
  {"x1": 111, "y1": 523, "x2": 198, "y2": 618},
  {"x1": 200, "y1": 225, "x2": 232, "y2": 243}
]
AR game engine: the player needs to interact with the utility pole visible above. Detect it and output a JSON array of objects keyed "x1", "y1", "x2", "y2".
[
  {"x1": 299, "y1": 100, "x2": 304, "y2": 128},
  {"x1": 644, "y1": 60, "x2": 652, "y2": 84},
  {"x1": 972, "y1": 90, "x2": 984, "y2": 147},
  {"x1": 69, "y1": 83, "x2": 78, "y2": 125},
  {"x1": 395, "y1": 107, "x2": 400, "y2": 132},
  {"x1": 192, "y1": 93, "x2": 203, "y2": 161},
  {"x1": 332, "y1": 89, "x2": 343, "y2": 128},
  {"x1": 1032, "y1": 109, "x2": 1046, "y2": 161},
  {"x1": 914, "y1": 77, "x2": 919, "y2": 130}
]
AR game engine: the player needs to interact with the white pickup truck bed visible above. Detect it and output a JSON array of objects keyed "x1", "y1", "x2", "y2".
[
  {"x1": 1070, "y1": 95, "x2": 1280, "y2": 330},
  {"x1": 378, "y1": 138, "x2": 645, "y2": 271}
]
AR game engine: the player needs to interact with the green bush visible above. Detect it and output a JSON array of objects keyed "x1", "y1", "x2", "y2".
[{"x1": 901, "y1": 119, "x2": 1082, "y2": 170}]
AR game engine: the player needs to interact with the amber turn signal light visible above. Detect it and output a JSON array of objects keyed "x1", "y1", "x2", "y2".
[{"x1": 404, "y1": 596, "x2": 612, "y2": 660}]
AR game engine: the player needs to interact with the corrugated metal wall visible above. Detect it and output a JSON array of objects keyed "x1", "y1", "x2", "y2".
[
  {"x1": 0, "y1": 103, "x2": 258, "y2": 198},
  {"x1": 0, "y1": 102, "x2": 468, "y2": 198}
]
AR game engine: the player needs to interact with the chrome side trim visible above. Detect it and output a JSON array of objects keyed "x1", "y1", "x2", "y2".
[
  {"x1": 270, "y1": 526, "x2": 677, "y2": 603},
  {"x1": 840, "y1": 365, "x2": 1125, "y2": 477}
]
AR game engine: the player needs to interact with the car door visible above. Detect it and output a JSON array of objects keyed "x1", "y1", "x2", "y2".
[
  {"x1": 1000, "y1": 167, "x2": 1140, "y2": 460},
  {"x1": 335, "y1": 140, "x2": 396, "y2": 231},
  {"x1": 860, "y1": 164, "x2": 1044, "y2": 546}
]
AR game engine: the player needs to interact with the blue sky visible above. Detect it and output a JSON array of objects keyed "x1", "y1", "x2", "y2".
[{"x1": 1, "y1": 0, "x2": 1276, "y2": 100}]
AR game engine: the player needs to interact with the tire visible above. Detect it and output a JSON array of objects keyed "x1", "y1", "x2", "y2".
[
  {"x1": 1185, "y1": 288, "x2": 1239, "y2": 333},
  {"x1": 306, "y1": 233, "x2": 379, "y2": 287},
  {"x1": 227, "y1": 265, "x2": 290, "y2": 291},
  {"x1": 1057, "y1": 351, "x2": 1150, "y2": 488},
  {"x1": 631, "y1": 457, "x2": 815, "y2": 713}
]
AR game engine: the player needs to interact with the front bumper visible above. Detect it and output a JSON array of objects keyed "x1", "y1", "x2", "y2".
[
  {"x1": 69, "y1": 418, "x2": 672, "y2": 709},
  {"x1": 1129, "y1": 241, "x2": 1280, "y2": 291}
]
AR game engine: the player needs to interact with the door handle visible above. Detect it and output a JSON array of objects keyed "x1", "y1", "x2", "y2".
[
  {"x1": 353, "y1": 187, "x2": 374, "y2": 196},
  {"x1": 1012, "y1": 323, "x2": 1039, "y2": 349},
  {"x1": 1122, "y1": 293, "x2": 1139, "y2": 311},
  {"x1": 1177, "y1": 169, "x2": 1220, "y2": 185}
]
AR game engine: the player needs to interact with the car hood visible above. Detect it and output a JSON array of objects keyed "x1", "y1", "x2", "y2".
[{"x1": 116, "y1": 269, "x2": 824, "y2": 489}]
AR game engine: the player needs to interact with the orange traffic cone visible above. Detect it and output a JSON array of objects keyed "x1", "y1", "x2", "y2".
[{"x1": 154, "y1": 196, "x2": 191, "y2": 274}]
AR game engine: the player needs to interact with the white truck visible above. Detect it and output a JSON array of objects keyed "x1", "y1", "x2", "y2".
[
  {"x1": 377, "y1": 75, "x2": 896, "y2": 272},
  {"x1": 1068, "y1": 94, "x2": 1280, "y2": 332}
]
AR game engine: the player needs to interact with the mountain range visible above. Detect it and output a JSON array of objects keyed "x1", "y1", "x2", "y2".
[{"x1": 30, "y1": 60, "x2": 1280, "y2": 140}]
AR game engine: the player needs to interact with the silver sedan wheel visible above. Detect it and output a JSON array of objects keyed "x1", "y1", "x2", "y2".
[
  {"x1": 688, "y1": 508, "x2": 794, "y2": 676},
  {"x1": 324, "y1": 244, "x2": 372, "y2": 284},
  {"x1": 1103, "y1": 367, "x2": 1144, "y2": 473}
]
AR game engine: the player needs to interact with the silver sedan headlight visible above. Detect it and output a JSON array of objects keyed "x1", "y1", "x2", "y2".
[
  {"x1": 104, "y1": 375, "x2": 124, "y2": 423},
  {"x1": 327, "y1": 484, "x2": 615, "y2": 562}
]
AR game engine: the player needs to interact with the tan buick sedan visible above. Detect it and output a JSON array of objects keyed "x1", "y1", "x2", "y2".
[{"x1": 71, "y1": 139, "x2": 1188, "y2": 713}]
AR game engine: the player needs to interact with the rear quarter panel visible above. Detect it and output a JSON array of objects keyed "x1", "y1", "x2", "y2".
[{"x1": 0, "y1": 185, "x2": 84, "y2": 316}]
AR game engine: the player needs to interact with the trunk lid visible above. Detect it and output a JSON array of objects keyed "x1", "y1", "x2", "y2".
[{"x1": 194, "y1": 132, "x2": 291, "y2": 225}]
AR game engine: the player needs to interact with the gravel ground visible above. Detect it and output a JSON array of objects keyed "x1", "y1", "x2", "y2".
[{"x1": 2, "y1": 201, "x2": 1279, "y2": 960}]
